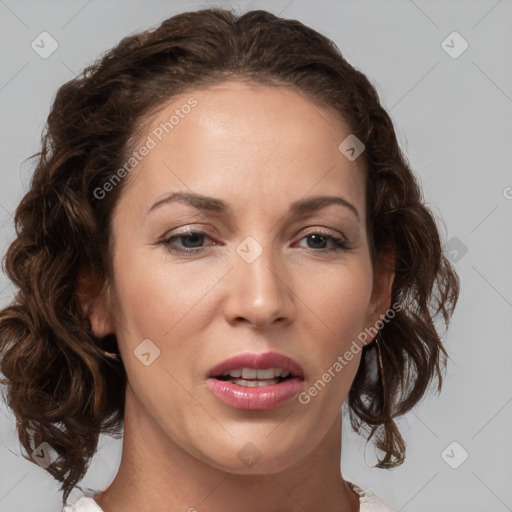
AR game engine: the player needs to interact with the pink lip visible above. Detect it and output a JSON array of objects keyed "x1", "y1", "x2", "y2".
[
  {"x1": 207, "y1": 351, "x2": 304, "y2": 379},
  {"x1": 206, "y1": 351, "x2": 304, "y2": 411}
]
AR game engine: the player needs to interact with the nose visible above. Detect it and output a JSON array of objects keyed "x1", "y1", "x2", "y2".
[{"x1": 222, "y1": 241, "x2": 294, "y2": 329}]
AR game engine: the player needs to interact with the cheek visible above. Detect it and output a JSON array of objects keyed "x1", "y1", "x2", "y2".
[
  {"x1": 297, "y1": 259, "x2": 374, "y2": 342},
  {"x1": 109, "y1": 248, "x2": 211, "y2": 411},
  {"x1": 110, "y1": 243, "x2": 217, "y2": 340},
  {"x1": 294, "y1": 260, "x2": 373, "y2": 400},
  {"x1": 291, "y1": 266, "x2": 372, "y2": 429}
]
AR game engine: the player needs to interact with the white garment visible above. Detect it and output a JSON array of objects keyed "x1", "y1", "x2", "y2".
[{"x1": 61, "y1": 481, "x2": 393, "y2": 511}]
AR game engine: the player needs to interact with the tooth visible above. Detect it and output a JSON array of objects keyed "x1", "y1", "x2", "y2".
[
  {"x1": 242, "y1": 368, "x2": 258, "y2": 379},
  {"x1": 275, "y1": 368, "x2": 282, "y2": 377},
  {"x1": 230, "y1": 378, "x2": 280, "y2": 387},
  {"x1": 280, "y1": 370, "x2": 290, "y2": 378},
  {"x1": 257, "y1": 368, "x2": 275, "y2": 379},
  {"x1": 228, "y1": 369, "x2": 242, "y2": 378},
  {"x1": 222, "y1": 370, "x2": 230, "y2": 376},
  {"x1": 257, "y1": 378, "x2": 279, "y2": 386}
]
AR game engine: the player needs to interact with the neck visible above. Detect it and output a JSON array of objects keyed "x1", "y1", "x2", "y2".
[{"x1": 95, "y1": 384, "x2": 360, "y2": 512}]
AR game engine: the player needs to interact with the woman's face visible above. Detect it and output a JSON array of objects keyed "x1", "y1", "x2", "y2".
[{"x1": 91, "y1": 80, "x2": 393, "y2": 474}]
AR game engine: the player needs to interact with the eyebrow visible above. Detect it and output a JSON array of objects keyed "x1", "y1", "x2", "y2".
[{"x1": 148, "y1": 191, "x2": 360, "y2": 222}]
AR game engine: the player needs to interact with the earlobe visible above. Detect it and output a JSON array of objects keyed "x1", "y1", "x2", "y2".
[
  {"x1": 366, "y1": 250, "x2": 395, "y2": 340},
  {"x1": 88, "y1": 304, "x2": 115, "y2": 338},
  {"x1": 379, "y1": 250, "x2": 395, "y2": 312},
  {"x1": 76, "y1": 269, "x2": 115, "y2": 339}
]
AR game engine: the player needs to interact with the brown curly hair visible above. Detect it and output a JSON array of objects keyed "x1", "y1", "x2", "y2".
[{"x1": 0, "y1": 7, "x2": 459, "y2": 506}]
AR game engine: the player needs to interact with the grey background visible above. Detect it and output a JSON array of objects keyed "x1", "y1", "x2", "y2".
[{"x1": 0, "y1": 0, "x2": 511, "y2": 511}]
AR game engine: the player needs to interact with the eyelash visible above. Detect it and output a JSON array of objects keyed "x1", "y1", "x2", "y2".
[{"x1": 161, "y1": 229, "x2": 351, "y2": 256}]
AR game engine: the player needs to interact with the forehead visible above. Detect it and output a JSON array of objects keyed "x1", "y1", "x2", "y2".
[{"x1": 119, "y1": 80, "x2": 366, "y2": 218}]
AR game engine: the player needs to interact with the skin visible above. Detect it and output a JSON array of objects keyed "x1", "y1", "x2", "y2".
[{"x1": 81, "y1": 80, "x2": 394, "y2": 512}]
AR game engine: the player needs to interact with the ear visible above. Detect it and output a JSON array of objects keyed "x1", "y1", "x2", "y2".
[
  {"x1": 364, "y1": 249, "x2": 395, "y2": 341},
  {"x1": 76, "y1": 267, "x2": 115, "y2": 338}
]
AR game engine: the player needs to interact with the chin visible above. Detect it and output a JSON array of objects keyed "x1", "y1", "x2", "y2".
[
  {"x1": 190, "y1": 431, "x2": 310, "y2": 475},
  {"x1": 207, "y1": 451, "x2": 300, "y2": 476}
]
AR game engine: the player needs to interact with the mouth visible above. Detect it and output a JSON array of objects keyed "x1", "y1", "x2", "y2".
[
  {"x1": 206, "y1": 351, "x2": 304, "y2": 410},
  {"x1": 214, "y1": 367, "x2": 295, "y2": 387}
]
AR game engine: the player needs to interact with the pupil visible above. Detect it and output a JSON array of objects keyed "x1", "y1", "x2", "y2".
[
  {"x1": 309, "y1": 234, "x2": 326, "y2": 249},
  {"x1": 183, "y1": 233, "x2": 203, "y2": 248}
]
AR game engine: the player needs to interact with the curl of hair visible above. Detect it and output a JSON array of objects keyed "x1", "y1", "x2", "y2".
[{"x1": 0, "y1": 7, "x2": 459, "y2": 505}]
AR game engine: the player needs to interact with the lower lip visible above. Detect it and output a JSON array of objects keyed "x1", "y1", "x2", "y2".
[{"x1": 207, "y1": 377, "x2": 303, "y2": 410}]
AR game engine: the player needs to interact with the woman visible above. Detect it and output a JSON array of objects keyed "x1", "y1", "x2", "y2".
[{"x1": 0, "y1": 7, "x2": 459, "y2": 512}]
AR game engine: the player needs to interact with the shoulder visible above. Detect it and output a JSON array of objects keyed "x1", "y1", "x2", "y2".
[
  {"x1": 61, "y1": 496, "x2": 104, "y2": 512},
  {"x1": 346, "y1": 480, "x2": 395, "y2": 512}
]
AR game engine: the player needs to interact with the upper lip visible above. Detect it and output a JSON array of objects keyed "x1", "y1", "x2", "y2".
[{"x1": 207, "y1": 351, "x2": 304, "y2": 379}]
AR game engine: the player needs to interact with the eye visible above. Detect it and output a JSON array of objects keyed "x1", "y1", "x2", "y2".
[
  {"x1": 295, "y1": 231, "x2": 351, "y2": 253},
  {"x1": 160, "y1": 229, "x2": 351, "y2": 257},
  {"x1": 162, "y1": 230, "x2": 214, "y2": 255}
]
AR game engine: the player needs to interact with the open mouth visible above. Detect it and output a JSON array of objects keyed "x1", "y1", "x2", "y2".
[
  {"x1": 213, "y1": 367, "x2": 296, "y2": 387},
  {"x1": 206, "y1": 351, "x2": 305, "y2": 410}
]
